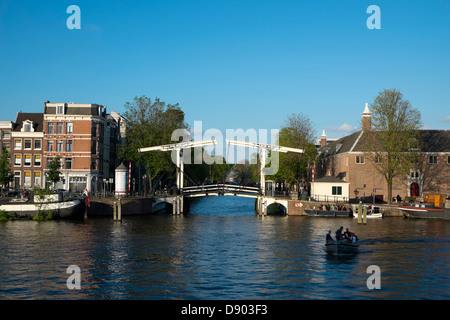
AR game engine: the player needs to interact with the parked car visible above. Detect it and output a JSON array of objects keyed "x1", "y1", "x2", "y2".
[{"x1": 53, "y1": 189, "x2": 70, "y2": 197}]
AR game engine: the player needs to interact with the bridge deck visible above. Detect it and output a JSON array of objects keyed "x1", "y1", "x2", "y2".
[{"x1": 182, "y1": 184, "x2": 261, "y2": 198}]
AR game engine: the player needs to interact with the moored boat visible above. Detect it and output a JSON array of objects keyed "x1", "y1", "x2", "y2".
[
  {"x1": 352, "y1": 212, "x2": 383, "y2": 218},
  {"x1": 351, "y1": 205, "x2": 384, "y2": 218},
  {"x1": 0, "y1": 194, "x2": 84, "y2": 219},
  {"x1": 400, "y1": 194, "x2": 450, "y2": 220},
  {"x1": 400, "y1": 206, "x2": 450, "y2": 220},
  {"x1": 305, "y1": 209, "x2": 352, "y2": 217}
]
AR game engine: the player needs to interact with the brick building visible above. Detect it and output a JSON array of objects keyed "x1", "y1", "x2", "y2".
[
  {"x1": 316, "y1": 104, "x2": 450, "y2": 202},
  {"x1": 11, "y1": 113, "x2": 44, "y2": 189},
  {"x1": 43, "y1": 102, "x2": 121, "y2": 193}
]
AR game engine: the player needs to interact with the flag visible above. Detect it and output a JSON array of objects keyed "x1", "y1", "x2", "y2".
[{"x1": 84, "y1": 188, "x2": 90, "y2": 207}]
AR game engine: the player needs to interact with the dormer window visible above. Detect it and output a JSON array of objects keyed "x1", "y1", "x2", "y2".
[
  {"x1": 57, "y1": 105, "x2": 65, "y2": 114},
  {"x1": 21, "y1": 120, "x2": 35, "y2": 132}
]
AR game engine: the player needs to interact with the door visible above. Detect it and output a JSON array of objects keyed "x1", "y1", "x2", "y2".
[{"x1": 410, "y1": 182, "x2": 419, "y2": 197}]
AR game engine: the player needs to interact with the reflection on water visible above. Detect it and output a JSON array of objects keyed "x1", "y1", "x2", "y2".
[{"x1": 0, "y1": 196, "x2": 449, "y2": 299}]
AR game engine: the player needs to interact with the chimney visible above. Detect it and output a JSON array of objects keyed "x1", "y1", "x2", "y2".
[
  {"x1": 361, "y1": 102, "x2": 372, "y2": 131},
  {"x1": 320, "y1": 129, "x2": 327, "y2": 147}
]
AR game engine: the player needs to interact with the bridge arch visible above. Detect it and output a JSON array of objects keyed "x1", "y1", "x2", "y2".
[{"x1": 266, "y1": 202, "x2": 287, "y2": 215}]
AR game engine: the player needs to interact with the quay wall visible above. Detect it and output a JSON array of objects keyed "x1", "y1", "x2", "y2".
[
  {"x1": 87, "y1": 197, "x2": 404, "y2": 217},
  {"x1": 297, "y1": 201, "x2": 403, "y2": 217},
  {"x1": 87, "y1": 197, "x2": 154, "y2": 216}
]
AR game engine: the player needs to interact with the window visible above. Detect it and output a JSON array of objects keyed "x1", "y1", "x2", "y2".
[
  {"x1": 56, "y1": 140, "x2": 63, "y2": 152},
  {"x1": 429, "y1": 155, "x2": 438, "y2": 164},
  {"x1": 14, "y1": 154, "x2": 21, "y2": 166},
  {"x1": 2, "y1": 143, "x2": 10, "y2": 153},
  {"x1": 332, "y1": 186, "x2": 342, "y2": 195},
  {"x1": 57, "y1": 105, "x2": 64, "y2": 114},
  {"x1": 48, "y1": 122, "x2": 54, "y2": 134},
  {"x1": 47, "y1": 157, "x2": 53, "y2": 167},
  {"x1": 375, "y1": 155, "x2": 382, "y2": 164},
  {"x1": 91, "y1": 159, "x2": 97, "y2": 170},
  {"x1": 66, "y1": 122, "x2": 73, "y2": 134},
  {"x1": 14, "y1": 139, "x2": 22, "y2": 150},
  {"x1": 91, "y1": 124, "x2": 97, "y2": 137},
  {"x1": 91, "y1": 140, "x2": 97, "y2": 154},
  {"x1": 34, "y1": 172, "x2": 41, "y2": 187},
  {"x1": 410, "y1": 170, "x2": 420, "y2": 178},
  {"x1": 24, "y1": 139, "x2": 32, "y2": 150},
  {"x1": 2, "y1": 130, "x2": 11, "y2": 139},
  {"x1": 24, "y1": 154, "x2": 31, "y2": 166},
  {"x1": 47, "y1": 140, "x2": 54, "y2": 151},
  {"x1": 24, "y1": 123, "x2": 31, "y2": 132},
  {"x1": 34, "y1": 139, "x2": 41, "y2": 150},
  {"x1": 356, "y1": 155, "x2": 365, "y2": 164},
  {"x1": 34, "y1": 155, "x2": 41, "y2": 167},
  {"x1": 65, "y1": 157, "x2": 72, "y2": 169},
  {"x1": 448, "y1": 156, "x2": 450, "y2": 164},
  {"x1": 57, "y1": 122, "x2": 64, "y2": 134},
  {"x1": 66, "y1": 140, "x2": 72, "y2": 152}
]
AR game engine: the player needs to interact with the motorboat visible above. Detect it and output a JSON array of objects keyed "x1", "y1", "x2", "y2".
[
  {"x1": 325, "y1": 240, "x2": 360, "y2": 254},
  {"x1": 352, "y1": 205, "x2": 384, "y2": 218},
  {"x1": 352, "y1": 211, "x2": 383, "y2": 218}
]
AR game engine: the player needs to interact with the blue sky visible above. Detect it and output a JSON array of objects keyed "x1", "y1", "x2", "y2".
[{"x1": 0, "y1": 0, "x2": 449, "y2": 141}]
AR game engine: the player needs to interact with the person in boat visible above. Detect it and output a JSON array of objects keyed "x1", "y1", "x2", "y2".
[
  {"x1": 343, "y1": 228, "x2": 352, "y2": 240},
  {"x1": 335, "y1": 226, "x2": 344, "y2": 240},
  {"x1": 326, "y1": 230, "x2": 334, "y2": 244},
  {"x1": 343, "y1": 228, "x2": 359, "y2": 243}
]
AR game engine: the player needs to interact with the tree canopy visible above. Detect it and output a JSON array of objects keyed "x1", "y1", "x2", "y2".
[
  {"x1": 46, "y1": 156, "x2": 61, "y2": 188},
  {"x1": 118, "y1": 96, "x2": 188, "y2": 188},
  {"x1": 267, "y1": 113, "x2": 317, "y2": 190},
  {"x1": 363, "y1": 88, "x2": 422, "y2": 203},
  {"x1": 0, "y1": 149, "x2": 13, "y2": 188}
]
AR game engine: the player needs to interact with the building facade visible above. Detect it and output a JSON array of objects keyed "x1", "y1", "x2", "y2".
[
  {"x1": 43, "y1": 102, "x2": 121, "y2": 193},
  {"x1": 0, "y1": 121, "x2": 13, "y2": 154},
  {"x1": 317, "y1": 104, "x2": 450, "y2": 201},
  {"x1": 11, "y1": 113, "x2": 44, "y2": 189}
]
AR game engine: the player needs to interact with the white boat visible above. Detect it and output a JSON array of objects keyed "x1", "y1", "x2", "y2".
[
  {"x1": 0, "y1": 194, "x2": 84, "y2": 219},
  {"x1": 352, "y1": 212, "x2": 383, "y2": 218},
  {"x1": 352, "y1": 205, "x2": 384, "y2": 218}
]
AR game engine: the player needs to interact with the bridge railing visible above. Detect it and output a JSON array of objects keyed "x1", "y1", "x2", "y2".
[
  {"x1": 182, "y1": 183, "x2": 261, "y2": 196},
  {"x1": 310, "y1": 194, "x2": 349, "y2": 203}
]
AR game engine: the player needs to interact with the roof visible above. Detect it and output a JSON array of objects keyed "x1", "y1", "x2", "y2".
[
  {"x1": 319, "y1": 129, "x2": 450, "y2": 156},
  {"x1": 419, "y1": 130, "x2": 450, "y2": 153},
  {"x1": 13, "y1": 113, "x2": 44, "y2": 132},
  {"x1": 312, "y1": 176, "x2": 349, "y2": 183},
  {"x1": 319, "y1": 131, "x2": 362, "y2": 155}
]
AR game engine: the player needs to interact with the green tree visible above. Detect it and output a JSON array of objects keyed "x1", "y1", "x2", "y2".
[
  {"x1": 363, "y1": 89, "x2": 422, "y2": 204},
  {"x1": 0, "y1": 149, "x2": 13, "y2": 190},
  {"x1": 268, "y1": 113, "x2": 317, "y2": 191},
  {"x1": 46, "y1": 156, "x2": 61, "y2": 188},
  {"x1": 118, "y1": 96, "x2": 188, "y2": 190}
]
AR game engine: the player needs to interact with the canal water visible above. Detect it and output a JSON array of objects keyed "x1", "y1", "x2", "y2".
[{"x1": 0, "y1": 196, "x2": 449, "y2": 300}]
